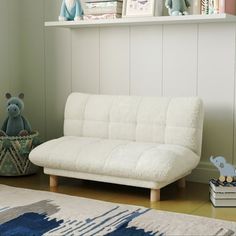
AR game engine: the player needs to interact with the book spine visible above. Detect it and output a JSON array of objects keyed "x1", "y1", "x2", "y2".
[
  {"x1": 225, "y1": 0, "x2": 236, "y2": 15},
  {"x1": 219, "y1": 0, "x2": 225, "y2": 13},
  {"x1": 201, "y1": 0, "x2": 209, "y2": 14},
  {"x1": 191, "y1": 0, "x2": 201, "y2": 15},
  {"x1": 219, "y1": 0, "x2": 236, "y2": 15},
  {"x1": 208, "y1": 0, "x2": 220, "y2": 14},
  {"x1": 84, "y1": 7, "x2": 122, "y2": 15},
  {"x1": 83, "y1": 13, "x2": 121, "y2": 20},
  {"x1": 85, "y1": 1, "x2": 122, "y2": 8},
  {"x1": 210, "y1": 188, "x2": 236, "y2": 199},
  {"x1": 208, "y1": 0, "x2": 214, "y2": 14},
  {"x1": 155, "y1": 0, "x2": 164, "y2": 16},
  {"x1": 209, "y1": 180, "x2": 236, "y2": 193},
  {"x1": 213, "y1": 0, "x2": 219, "y2": 13},
  {"x1": 210, "y1": 195, "x2": 236, "y2": 207},
  {"x1": 85, "y1": 0, "x2": 123, "y2": 3}
]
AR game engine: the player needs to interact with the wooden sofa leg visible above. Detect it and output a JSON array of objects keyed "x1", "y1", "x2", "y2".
[
  {"x1": 150, "y1": 189, "x2": 160, "y2": 202},
  {"x1": 178, "y1": 177, "x2": 186, "y2": 188},
  {"x1": 50, "y1": 175, "x2": 58, "y2": 188}
]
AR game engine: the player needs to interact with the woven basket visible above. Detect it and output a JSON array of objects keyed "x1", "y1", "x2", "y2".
[{"x1": 0, "y1": 132, "x2": 40, "y2": 176}]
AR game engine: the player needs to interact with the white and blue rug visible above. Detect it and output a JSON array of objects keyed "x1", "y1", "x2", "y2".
[{"x1": 0, "y1": 184, "x2": 236, "y2": 236}]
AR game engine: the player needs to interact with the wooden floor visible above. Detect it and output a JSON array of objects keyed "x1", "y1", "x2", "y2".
[{"x1": 0, "y1": 169, "x2": 236, "y2": 222}]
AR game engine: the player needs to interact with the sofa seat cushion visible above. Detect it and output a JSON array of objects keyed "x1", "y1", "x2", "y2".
[{"x1": 29, "y1": 136, "x2": 200, "y2": 183}]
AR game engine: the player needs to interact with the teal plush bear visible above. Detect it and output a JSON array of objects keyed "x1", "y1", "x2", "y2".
[
  {"x1": 59, "y1": 0, "x2": 83, "y2": 21},
  {"x1": 165, "y1": 0, "x2": 191, "y2": 16},
  {"x1": 0, "y1": 93, "x2": 32, "y2": 137}
]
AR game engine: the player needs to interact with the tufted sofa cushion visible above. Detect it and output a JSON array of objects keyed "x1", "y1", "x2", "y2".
[
  {"x1": 29, "y1": 136, "x2": 200, "y2": 183},
  {"x1": 64, "y1": 93, "x2": 204, "y2": 156}
]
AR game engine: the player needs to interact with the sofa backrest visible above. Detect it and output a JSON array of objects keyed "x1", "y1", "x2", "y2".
[{"x1": 64, "y1": 93, "x2": 204, "y2": 156}]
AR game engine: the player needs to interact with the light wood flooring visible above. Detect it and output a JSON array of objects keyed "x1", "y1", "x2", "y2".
[{"x1": 0, "y1": 169, "x2": 236, "y2": 222}]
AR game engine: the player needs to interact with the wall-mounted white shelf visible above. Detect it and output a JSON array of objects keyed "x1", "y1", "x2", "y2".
[{"x1": 45, "y1": 14, "x2": 236, "y2": 28}]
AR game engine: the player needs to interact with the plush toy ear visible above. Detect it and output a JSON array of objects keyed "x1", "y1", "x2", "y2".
[
  {"x1": 5, "y1": 93, "x2": 11, "y2": 99},
  {"x1": 18, "y1": 93, "x2": 24, "y2": 99}
]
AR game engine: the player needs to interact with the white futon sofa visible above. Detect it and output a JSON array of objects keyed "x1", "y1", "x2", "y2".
[{"x1": 29, "y1": 93, "x2": 204, "y2": 201}]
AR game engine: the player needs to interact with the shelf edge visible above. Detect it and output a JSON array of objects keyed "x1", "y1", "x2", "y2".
[{"x1": 45, "y1": 14, "x2": 236, "y2": 28}]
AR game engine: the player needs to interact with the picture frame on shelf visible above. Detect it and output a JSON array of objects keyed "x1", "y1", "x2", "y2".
[{"x1": 122, "y1": 0, "x2": 156, "y2": 17}]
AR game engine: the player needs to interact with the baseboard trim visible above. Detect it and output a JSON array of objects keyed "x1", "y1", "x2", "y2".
[{"x1": 187, "y1": 162, "x2": 218, "y2": 183}]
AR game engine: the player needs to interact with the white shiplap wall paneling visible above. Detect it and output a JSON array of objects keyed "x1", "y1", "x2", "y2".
[
  {"x1": 198, "y1": 23, "x2": 235, "y2": 164},
  {"x1": 0, "y1": 0, "x2": 10, "y2": 124},
  {"x1": 20, "y1": 0, "x2": 45, "y2": 139},
  {"x1": 130, "y1": 25, "x2": 163, "y2": 96},
  {"x1": 163, "y1": 24, "x2": 198, "y2": 96},
  {"x1": 100, "y1": 27, "x2": 130, "y2": 95},
  {"x1": 72, "y1": 28, "x2": 100, "y2": 93}
]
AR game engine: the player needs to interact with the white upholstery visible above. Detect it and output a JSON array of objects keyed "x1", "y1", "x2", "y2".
[
  {"x1": 64, "y1": 93, "x2": 203, "y2": 155},
  {"x1": 29, "y1": 93, "x2": 204, "y2": 190},
  {"x1": 30, "y1": 136, "x2": 199, "y2": 183}
]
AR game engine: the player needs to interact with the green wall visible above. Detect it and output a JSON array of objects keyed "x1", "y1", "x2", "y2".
[
  {"x1": 0, "y1": 0, "x2": 63, "y2": 140},
  {"x1": 18, "y1": 0, "x2": 67, "y2": 141},
  {"x1": 0, "y1": 0, "x2": 21, "y2": 125}
]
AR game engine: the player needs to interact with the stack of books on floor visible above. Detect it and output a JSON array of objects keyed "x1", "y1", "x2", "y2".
[
  {"x1": 209, "y1": 179, "x2": 236, "y2": 207},
  {"x1": 83, "y1": 0, "x2": 123, "y2": 20}
]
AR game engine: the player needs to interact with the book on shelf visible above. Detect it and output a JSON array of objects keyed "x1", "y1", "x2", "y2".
[
  {"x1": 85, "y1": 0, "x2": 123, "y2": 2},
  {"x1": 83, "y1": 0, "x2": 123, "y2": 18},
  {"x1": 83, "y1": 13, "x2": 121, "y2": 20},
  {"x1": 155, "y1": 0, "x2": 164, "y2": 16},
  {"x1": 201, "y1": 0, "x2": 209, "y2": 14},
  {"x1": 190, "y1": 0, "x2": 201, "y2": 15},
  {"x1": 210, "y1": 195, "x2": 236, "y2": 207},
  {"x1": 219, "y1": 0, "x2": 236, "y2": 15},
  {"x1": 84, "y1": 8, "x2": 122, "y2": 15},
  {"x1": 200, "y1": 0, "x2": 236, "y2": 15},
  {"x1": 85, "y1": 1, "x2": 122, "y2": 8},
  {"x1": 84, "y1": 0, "x2": 122, "y2": 14}
]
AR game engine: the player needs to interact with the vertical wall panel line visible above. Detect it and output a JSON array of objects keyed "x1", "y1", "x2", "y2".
[
  {"x1": 161, "y1": 24, "x2": 164, "y2": 96},
  {"x1": 7, "y1": 1, "x2": 10, "y2": 92},
  {"x1": 233, "y1": 24, "x2": 236, "y2": 165},
  {"x1": 196, "y1": 24, "x2": 199, "y2": 96},
  {"x1": 129, "y1": 26, "x2": 131, "y2": 96},
  {"x1": 70, "y1": 29, "x2": 73, "y2": 93},
  {"x1": 99, "y1": 27, "x2": 101, "y2": 94},
  {"x1": 43, "y1": 0, "x2": 47, "y2": 140}
]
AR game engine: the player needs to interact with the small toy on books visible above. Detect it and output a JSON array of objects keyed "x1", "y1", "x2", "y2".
[
  {"x1": 209, "y1": 178, "x2": 236, "y2": 207},
  {"x1": 210, "y1": 156, "x2": 236, "y2": 183}
]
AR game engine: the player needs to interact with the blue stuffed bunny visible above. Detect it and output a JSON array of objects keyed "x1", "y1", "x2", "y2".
[
  {"x1": 59, "y1": 0, "x2": 83, "y2": 21},
  {"x1": 0, "y1": 93, "x2": 32, "y2": 137}
]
